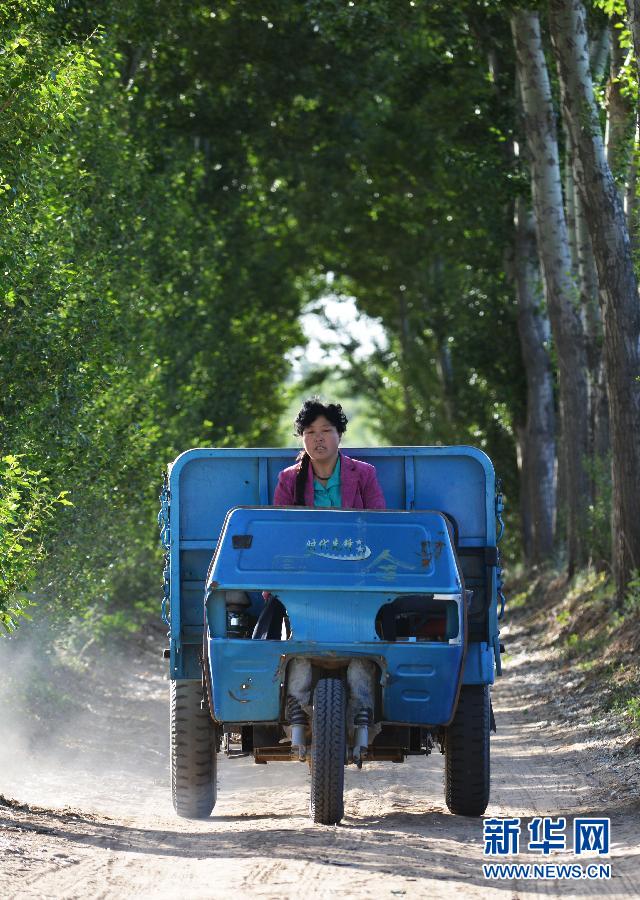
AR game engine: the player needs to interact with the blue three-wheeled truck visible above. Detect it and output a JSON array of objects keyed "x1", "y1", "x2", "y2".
[{"x1": 159, "y1": 446, "x2": 504, "y2": 825}]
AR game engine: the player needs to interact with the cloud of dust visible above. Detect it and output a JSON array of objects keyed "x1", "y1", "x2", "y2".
[{"x1": 0, "y1": 616, "x2": 170, "y2": 819}]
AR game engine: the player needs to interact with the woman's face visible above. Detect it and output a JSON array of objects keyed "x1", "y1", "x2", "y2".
[{"x1": 301, "y1": 415, "x2": 341, "y2": 463}]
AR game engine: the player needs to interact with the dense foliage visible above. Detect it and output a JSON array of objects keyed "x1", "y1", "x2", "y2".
[
  {"x1": 2, "y1": 0, "x2": 639, "y2": 628},
  {"x1": 1, "y1": 1, "x2": 306, "y2": 628}
]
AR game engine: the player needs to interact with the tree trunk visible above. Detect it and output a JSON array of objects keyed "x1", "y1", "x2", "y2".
[
  {"x1": 513, "y1": 198, "x2": 557, "y2": 563},
  {"x1": 398, "y1": 293, "x2": 417, "y2": 439},
  {"x1": 605, "y1": 17, "x2": 634, "y2": 186},
  {"x1": 550, "y1": 0, "x2": 640, "y2": 599},
  {"x1": 606, "y1": 16, "x2": 638, "y2": 242},
  {"x1": 516, "y1": 424, "x2": 533, "y2": 564},
  {"x1": 626, "y1": 1, "x2": 640, "y2": 81},
  {"x1": 590, "y1": 25, "x2": 610, "y2": 81},
  {"x1": 435, "y1": 340, "x2": 454, "y2": 427},
  {"x1": 564, "y1": 126, "x2": 578, "y2": 271},
  {"x1": 625, "y1": 2, "x2": 640, "y2": 245},
  {"x1": 624, "y1": 123, "x2": 639, "y2": 246},
  {"x1": 512, "y1": 10, "x2": 591, "y2": 575},
  {"x1": 573, "y1": 148, "x2": 610, "y2": 472}
]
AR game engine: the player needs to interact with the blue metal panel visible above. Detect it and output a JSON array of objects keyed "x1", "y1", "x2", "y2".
[
  {"x1": 404, "y1": 456, "x2": 415, "y2": 510},
  {"x1": 462, "y1": 641, "x2": 495, "y2": 685},
  {"x1": 488, "y1": 565, "x2": 501, "y2": 675},
  {"x1": 258, "y1": 456, "x2": 269, "y2": 505},
  {"x1": 413, "y1": 453, "x2": 493, "y2": 546},
  {"x1": 208, "y1": 508, "x2": 462, "y2": 596},
  {"x1": 179, "y1": 456, "x2": 262, "y2": 540},
  {"x1": 208, "y1": 638, "x2": 465, "y2": 725},
  {"x1": 171, "y1": 645, "x2": 202, "y2": 680},
  {"x1": 209, "y1": 639, "x2": 283, "y2": 721},
  {"x1": 382, "y1": 642, "x2": 463, "y2": 724}
]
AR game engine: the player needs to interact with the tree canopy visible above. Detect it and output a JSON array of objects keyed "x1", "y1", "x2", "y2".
[{"x1": 2, "y1": 0, "x2": 640, "y2": 629}]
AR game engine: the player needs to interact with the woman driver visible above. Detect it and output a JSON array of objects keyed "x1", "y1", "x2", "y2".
[
  {"x1": 253, "y1": 398, "x2": 385, "y2": 638},
  {"x1": 274, "y1": 398, "x2": 386, "y2": 510}
]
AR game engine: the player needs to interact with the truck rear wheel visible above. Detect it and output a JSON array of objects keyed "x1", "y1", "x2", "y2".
[
  {"x1": 310, "y1": 677, "x2": 346, "y2": 825},
  {"x1": 170, "y1": 680, "x2": 217, "y2": 818},
  {"x1": 444, "y1": 684, "x2": 490, "y2": 816}
]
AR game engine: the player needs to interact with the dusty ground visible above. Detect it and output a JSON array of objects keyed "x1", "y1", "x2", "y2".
[{"x1": 0, "y1": 609, "x2": 639, "y2": 899}]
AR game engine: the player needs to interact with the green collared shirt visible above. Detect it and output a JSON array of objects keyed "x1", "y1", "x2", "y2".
[{"x1": 313, "y1": 456, "x2": 342, "y2": 507}]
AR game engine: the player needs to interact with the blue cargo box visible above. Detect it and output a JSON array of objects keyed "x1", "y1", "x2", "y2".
[{"x1": 161, "y1": 446, "x2": 501, "y2": 683}]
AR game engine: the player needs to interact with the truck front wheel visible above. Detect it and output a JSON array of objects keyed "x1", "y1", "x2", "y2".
[
  {"x1": 170, "y1": 680, "x2": 217, "y2": 818},
  {"x1": 310, "y1": 677, "x2": 346, "y2": 825},
  {"x1": 444, "y1": 684, "x2": 490, "y2": 816}
]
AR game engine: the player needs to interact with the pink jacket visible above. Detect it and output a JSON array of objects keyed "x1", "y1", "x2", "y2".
[{"x1": 273, "y1": 452, "x2": 386, "y2": 509}]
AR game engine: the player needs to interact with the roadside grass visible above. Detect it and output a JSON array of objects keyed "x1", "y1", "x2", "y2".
[
  {"x1": 557, "y1": 571, "x2": 640, "y2": 734},
  {"x1": 505, "y1": 589, "x2": 528, "y2": 611},
  {"x1": 506, "y1": 566, "x2": 640, "y2": 736}
]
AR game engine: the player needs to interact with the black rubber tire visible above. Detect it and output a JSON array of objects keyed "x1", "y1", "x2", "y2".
[
  {"x1": 444, "y1": 684, "x2": 490, "y2": 816},
  {"x1": 310, "y1": 677, "x2": 346, "y2": 825},
  {"x1": 170, "y1": 680, "x2": 217, "y2": 818}
]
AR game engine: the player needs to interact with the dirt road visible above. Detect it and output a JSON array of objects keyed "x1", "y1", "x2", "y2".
[{"x1": 1, "y1": 616, "x2": 639, "y2": 899}]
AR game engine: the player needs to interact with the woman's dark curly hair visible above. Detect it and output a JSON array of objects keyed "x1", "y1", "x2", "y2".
[
  {"x1": 293, "y1": 398, "x2": 348, "y2": 505},
  {"x1": 293, "y1": 398, "x2": 348, "y2": 437}
]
